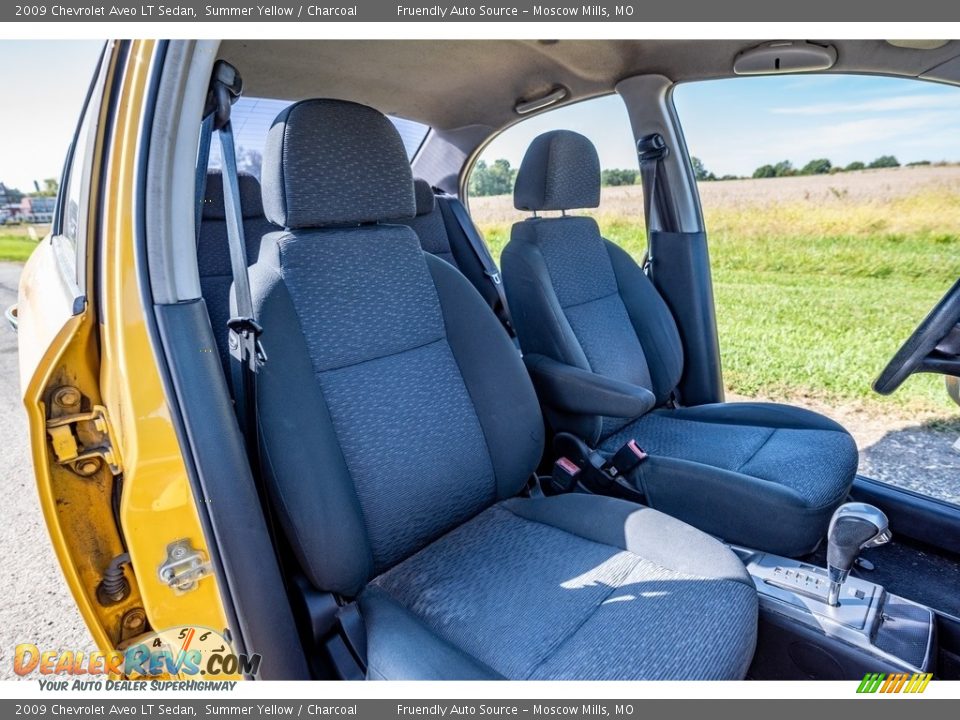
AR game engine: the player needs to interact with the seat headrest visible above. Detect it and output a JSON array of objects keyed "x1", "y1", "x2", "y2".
[
  {"x1": 413, "y1": 178, "x2": 436, "y2": 216},
  {"x1": 202, "y1": 171, "x2": 264, "y2": 220},
  {"x1": 262, "y1": 99, "x2": 415, "y2": 228},
  {"x1": 514, "y1": 130, "x2": 601, "y2": 212}
]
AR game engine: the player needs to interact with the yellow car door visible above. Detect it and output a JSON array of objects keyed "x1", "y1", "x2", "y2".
[{"x1": 14, "y1": 39, "x2": 233, "y2": 671}]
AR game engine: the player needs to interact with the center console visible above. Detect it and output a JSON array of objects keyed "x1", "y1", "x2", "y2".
[{"x1": 735, "y1": 548, "x2": 936, "y2": 679}]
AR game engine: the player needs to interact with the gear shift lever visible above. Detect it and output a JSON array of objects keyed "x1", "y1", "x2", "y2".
[{"x1": 826, "y1": 503, "x2": 892, "y2": 606}]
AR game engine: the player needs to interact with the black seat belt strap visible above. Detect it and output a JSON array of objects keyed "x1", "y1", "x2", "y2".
[
  {"x1": 205, "y1": 62, "x2": 267, "y2": 456},
  {"x1": 637, "y1": 133, "x2": 678, "y2": 277},
  {"x1": 194, "y1": 113, "x2": 213, "y2": 243},
  {"x1": 444, "y1": 195, "x2": 515, "y2": 336}
]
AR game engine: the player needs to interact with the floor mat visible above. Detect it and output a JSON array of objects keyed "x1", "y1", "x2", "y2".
[{"x1": 805, "y1": 537, "x2": 960, "y2": 618}]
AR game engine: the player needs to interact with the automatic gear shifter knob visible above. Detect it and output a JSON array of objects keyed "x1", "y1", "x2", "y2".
[{"x1": 826, "y1": 503, "x2": 892, "y2": 606}]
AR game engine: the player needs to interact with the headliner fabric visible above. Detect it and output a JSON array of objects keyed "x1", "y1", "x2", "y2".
[
  {"x1": 201, "y1": 170, "x2": 265, "y2": 220},
  {"x1": 514, "y1": 130, "x2": 601, "y2": 212},
  {"x1": 367, "y1": 498, "x2": 757, "y2": 680},
  {"x1": 261, "y1": 99, "x2": 415, "y2": 228}
]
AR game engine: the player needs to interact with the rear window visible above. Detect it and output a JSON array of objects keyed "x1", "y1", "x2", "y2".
[{"x1": 207, "y1": 96, "x2": 430, "y2": 178}]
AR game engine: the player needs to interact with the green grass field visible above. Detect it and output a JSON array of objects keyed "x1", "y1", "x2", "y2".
[
  {"x1": 0, "y1": 225, "x2": 45, "y2": 262},
  {"x1": 472, "y1": 169, "x2": 960, "y2": 420}
]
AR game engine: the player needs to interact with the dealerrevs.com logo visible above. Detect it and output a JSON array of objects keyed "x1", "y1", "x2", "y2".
[
  {"x1": 13, "y1": 626, "x2": 261, "y2": 686},
  {"x1": 857, "y1": 672, "x2": 933, "y2": 694}
]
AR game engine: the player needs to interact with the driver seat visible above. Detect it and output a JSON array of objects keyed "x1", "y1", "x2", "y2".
[{"x1": 501, "y1": 130, "x2": 859, "y2": 556}]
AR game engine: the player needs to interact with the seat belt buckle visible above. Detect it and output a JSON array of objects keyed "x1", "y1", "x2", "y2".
[
  {"x1": 227, "y1": 316, "x2": 268, "y2": 369},
  {"x1": 604, "y1": 439, "x2": 648, "y2": 478},
  {"x1": 485, "y1": 269, "x2": 502, "y2": 285},
  {"x1": 551, "y1": 456, "x2": 582, "y2": 493}
]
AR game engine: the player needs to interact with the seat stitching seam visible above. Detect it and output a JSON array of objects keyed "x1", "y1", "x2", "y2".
[
  {"x1": 317, "y1": 335, "x2": 447, "y2": 374},
  {"x1": 498, "y1": 503, "x2": 749, "y2": 584},
  {"x1": 733, "y1": 427, "x2": 778, "y2": 473},
  {"x1": 521, "y1": 556, "x2": 641, "y2": 680},
  {"x1": 560, "y1": 289, "x2": 620, "y2": 311}
]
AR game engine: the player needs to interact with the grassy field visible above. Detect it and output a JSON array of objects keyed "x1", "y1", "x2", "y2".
[
  {"x1": 0, "y1": 225, "x2": 45, "y2": 262},
  {"x1": 471, "y1": 166, "x2": 960, "y2": 420}
]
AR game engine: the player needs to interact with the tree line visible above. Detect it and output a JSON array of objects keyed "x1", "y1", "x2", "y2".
[{"x1": 468, "y1": 154, "x2": 939, "y2": 196}]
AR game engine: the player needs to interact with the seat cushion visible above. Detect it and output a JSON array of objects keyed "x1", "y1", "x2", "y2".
[
  {"x1": 363, "y1": 494, "x2": 758, "y2": 680},
  {"x1": 599, "y1": 403, "x2": 859, "y2": 555}
]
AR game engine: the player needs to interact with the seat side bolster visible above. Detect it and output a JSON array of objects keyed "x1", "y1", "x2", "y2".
[
  {"x1": 500, "y1": 494, "x2": 754, "y2": 588},
  {"x1": 667, "y1": 402, "x2": 852, "y2": 434},
  {"x1": 425, "y1": 254, "x2": 543, "y2": 501},
  {"x1": 502, "y1": 224, "x2": 591, "y2": 370},
  {"x1": 524, "y1": 353, "x2": 656, "y2": 418},
  {"x1": 245, "y1": 257, "x2": 374, "y2": 596},
  {"x1": 360, "y1": 587, "x2": 504, "y2": 681},
  {"x1": 604, "y1": 241, "x2": 685, "y2": 405},
  {"x1": 502, "y1": 224, "x2": 603, "y2": 443}
]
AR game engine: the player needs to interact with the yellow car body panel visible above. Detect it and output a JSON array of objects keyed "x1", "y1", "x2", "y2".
[{"x1": 18, "y1": 39, "x2": 235, "y2": 675}]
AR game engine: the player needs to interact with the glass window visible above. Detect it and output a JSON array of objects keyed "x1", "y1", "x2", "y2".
[
  {"x1": 674, "y1": 75, "x2": 960, "y2": 505},
  {"x1": 207, "y1": 97, "x2": 430, "y2": 178},
  {"x1": 57, "y1": 53, "x2": 107, "y2": 253},
  {"x1": 466, "y1": 94, "x2": 638, "y2": 262}
]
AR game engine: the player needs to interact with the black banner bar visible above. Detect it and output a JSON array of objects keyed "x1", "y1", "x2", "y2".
[
  {"x1": 4, "y1": 0, "x2": 960, "y2": 22},
  {"x1": 0, "y1": 699, "x2": 957, "y2": 719}
]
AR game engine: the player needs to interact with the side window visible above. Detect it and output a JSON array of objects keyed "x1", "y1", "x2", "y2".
[
  {"x1": 466, "y1": 95, "x2": 638, "y2": 262},
  {"x1": 673, "y1": 74, "x2": 960, "y2": 506},
  {"x1": 205, "y1": 97, "x2": 430, "y2": 179},
  {"x1": 55, "y1": 47, "x2": 107, "y2": 287}
]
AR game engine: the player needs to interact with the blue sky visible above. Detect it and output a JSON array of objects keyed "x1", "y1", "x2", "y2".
[
  {"x1": 483, "y1": 74, "x2": 960, "y2": 177},
  {"x1": 0, "y1": 41, "x2": 103, "y2": 191},
  {"x1": 3, "y1": 40, "x2": 960, "y2": 190}
]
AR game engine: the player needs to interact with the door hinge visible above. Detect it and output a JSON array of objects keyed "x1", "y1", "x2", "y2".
[
  {"x1": 46, "y1": 387, "x2": 122, "y2": 477},
  {"x1": 158, "y1": 539, "x2": 212, "y2": 593}
]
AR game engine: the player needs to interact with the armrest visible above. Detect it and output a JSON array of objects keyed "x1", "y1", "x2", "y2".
[{"x1": 524, "y1": 354, "x2": 656, "y2": 419}]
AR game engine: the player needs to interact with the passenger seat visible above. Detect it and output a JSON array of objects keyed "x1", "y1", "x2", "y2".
[
  {"x1": 245, "y1": 98, "x2": 758, "y2": 680},
  {"x1": 501, "y1": 130, "x2": 859, "y2": 557},
  {"x1": 197, "y1": 170, "x2": 275, "y2": 377}
]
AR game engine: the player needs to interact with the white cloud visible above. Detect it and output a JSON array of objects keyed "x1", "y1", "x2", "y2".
[{"x1": 770, "y1": 93, "x2": 960, "y2": 116}]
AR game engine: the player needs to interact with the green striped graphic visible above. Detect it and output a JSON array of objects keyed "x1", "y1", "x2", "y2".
[{"x1": 857, "y1": 672, "x2": 885, "y2": 693}]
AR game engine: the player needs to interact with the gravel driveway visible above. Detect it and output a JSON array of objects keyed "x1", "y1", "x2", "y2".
[
  {"x1": 0, "y1": 259, "x2": 956, "y2": 680},
  {"x1": 0, "y1": 261, "x2": 94, "y2": 679}
]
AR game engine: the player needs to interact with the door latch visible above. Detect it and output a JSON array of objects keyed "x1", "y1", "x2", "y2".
[
  {"x1": 46, "y1": 387, "x2": 121, "y2": 476},
  {"x1": 158, "y1": 539, "x2": 211, "y2": 593}
]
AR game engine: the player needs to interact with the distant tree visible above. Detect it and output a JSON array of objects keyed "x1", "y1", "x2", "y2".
[
  {"x1": 906, "y1": 160, "x2": 931, "y2": 167},
  {"x1": 753, "y1": 164, "x2": 776, "y2": 179},
  {"x1": 800, "y1": 158, "x2": 832, "y2": 175},
  {"x1": 469, "y1": 158, "x2": 517, "y2": 196},
  {"x1": 844, "y1": 161, "x2": 866, "y2": 171},
  {"x1": 868, "y1": 155, "x2": 900, "y2": 169},
  {"x1": 31, "y1": 178, "x2": 59, "y2": 197},
  {"x1": 600, "y1": 168, "x2": 638, "y2": 187},
  {"x1": 773, "y1": 160, "x2": 795, "y2": 177},
  {"x1": 690, "y1": 157, "x2": 715, "y2": 182},
  {"x1": 718, "y1": 174, "x2": 740, "y2": 181}
]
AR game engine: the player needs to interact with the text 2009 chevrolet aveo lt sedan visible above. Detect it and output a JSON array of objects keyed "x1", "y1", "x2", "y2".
[{"x1": 12, "y1": 39, "x2": 960, "y2": 681}]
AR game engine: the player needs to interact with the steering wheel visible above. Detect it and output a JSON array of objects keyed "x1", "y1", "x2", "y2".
[{"x1": 873, "y1": 277, "x2": 960, "y2": 395}]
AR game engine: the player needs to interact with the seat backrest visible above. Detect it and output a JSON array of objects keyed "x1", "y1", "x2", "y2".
[
  {"x1": 401, "y1": 178, "x2": 458, "y2": 266},
  {"x1": 197, "y1": 171, "x2": 275, "y2": 376},
  {"x1": 250, "y1": 99, "x2": 543, "y2": 598},
  {"x1": 501, "y1": 130, "x2": 684, "y2": 443},
  {"x1": 400, "y1": 179, "x2": 513, "y2": 335}
]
